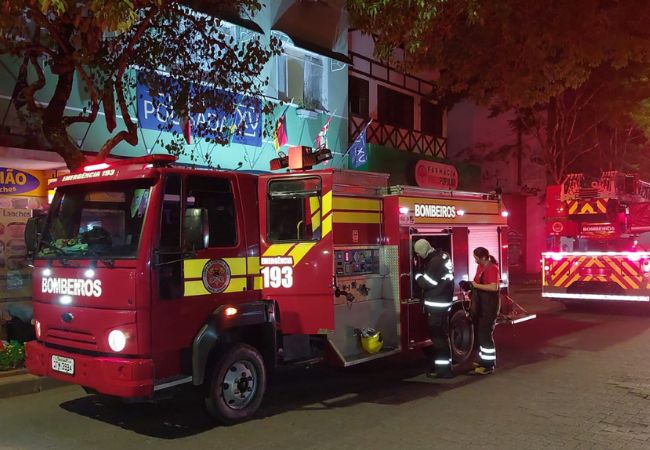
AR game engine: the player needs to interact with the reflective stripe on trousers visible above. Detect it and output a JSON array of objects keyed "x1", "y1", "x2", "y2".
[{"x1": 479, "y1": 345, "x2": 496, "y2": 361}]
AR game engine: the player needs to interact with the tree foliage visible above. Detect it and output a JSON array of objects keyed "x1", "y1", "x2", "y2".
[
  {"x1": 349, "y1": 0, "x2": 650, "y2": 183},
  {"x1": 0, "y1": 0, "x2": 280, "y2": 169}
]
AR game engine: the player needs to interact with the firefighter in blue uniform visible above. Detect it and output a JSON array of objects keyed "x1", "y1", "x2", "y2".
[{"x1": 413, "y1": 239, "x2": 455, "y2": 379}]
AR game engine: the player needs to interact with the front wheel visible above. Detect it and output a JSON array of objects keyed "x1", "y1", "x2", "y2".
[
  {"x1": 449, "y1": 308, "x2": 475, "y2": 369},
  {"x1": 205, "y1": 343, "x2": 267, "y2": 425}
]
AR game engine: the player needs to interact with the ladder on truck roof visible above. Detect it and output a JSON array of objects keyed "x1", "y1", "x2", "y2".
[{"x1": 562, "y1": 171, "x2": 650, "y2": 202}]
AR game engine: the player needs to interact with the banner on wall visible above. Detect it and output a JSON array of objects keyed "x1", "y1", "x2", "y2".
[
  {"x1": 136, "y1": 76, "x2": 263, "y2": 147},
  {"x1": 0, "y1": 209, "x2": 31, "y2": 299}
]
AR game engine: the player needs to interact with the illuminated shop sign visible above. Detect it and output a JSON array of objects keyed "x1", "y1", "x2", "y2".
[
  {"x1": 0, "y1": 168, "x2": 41, "y2": 195},
  {"x1": 414, "y1": 203, "x2": 457, "y2": 219}
]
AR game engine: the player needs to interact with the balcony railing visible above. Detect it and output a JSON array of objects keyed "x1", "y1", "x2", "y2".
[
  {"x1": 349, "y1": 115, "x2": 447, "y2": 159},
  {"x1": 349, "y1": 52, "x2": 435, "y2": 97}
]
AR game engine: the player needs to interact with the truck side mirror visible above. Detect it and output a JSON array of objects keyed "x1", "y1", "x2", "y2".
[
  {"x1": 25, "y1": 214, "x2": 47, "y2": 255},
  {"x1": 184, "y1": 207, "x2": 209, "y2": 250}
]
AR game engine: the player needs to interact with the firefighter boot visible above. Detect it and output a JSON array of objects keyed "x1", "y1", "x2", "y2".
[{"x1": 467, "y1": 366, "x2": 494, "y2": 375}]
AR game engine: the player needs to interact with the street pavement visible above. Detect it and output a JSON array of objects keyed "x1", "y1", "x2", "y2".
[{"x1": 1, "y1": 288, "x2": 650, "y2": 450}]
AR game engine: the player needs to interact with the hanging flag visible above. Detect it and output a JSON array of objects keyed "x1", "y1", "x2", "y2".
[
  {"x1": 346, "y1": 121, "x2": 372, "y2": 169},
  {"x1": 273, "y1": 113, "x2": 288, "y2": 151},
  {"x1": 315, "y1": 112, "x2": 335, "y2": 149},
  {"x1": 179, "y1": 113, "x2": 192, "y2": 145}
]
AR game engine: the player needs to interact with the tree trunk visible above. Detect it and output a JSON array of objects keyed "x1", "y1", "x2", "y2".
[{"x1": 42, "y1": 68, "x2": 88, "y2": 170}]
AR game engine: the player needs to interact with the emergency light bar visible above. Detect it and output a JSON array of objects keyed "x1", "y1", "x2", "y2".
[
  {"x1": 542, "y1": 292, "x2": 650, "y2": 302},
  {"x1": 80, "y1": 155, "x2": 177, "y2": 173}
]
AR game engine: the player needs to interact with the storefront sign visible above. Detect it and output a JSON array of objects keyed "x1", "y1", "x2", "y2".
[
  {"x1": 0, "y1": 168, "x2": 41, "y2": 195},
  {"x1": 137, "y1": 76, "x2": 263, "y2": 147},
  {"x1": 414, "y1": 160, "x2": 459, "y2": 190}
]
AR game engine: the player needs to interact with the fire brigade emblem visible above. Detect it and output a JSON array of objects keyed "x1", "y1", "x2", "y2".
[{"x1": 202, "y1": 259, "x2": 231, "y2": 294}]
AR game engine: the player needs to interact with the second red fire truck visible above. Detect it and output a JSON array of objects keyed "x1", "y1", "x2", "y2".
[
  {"x1": 25, "y1": 149, "x2": 531, "y2": 423},
  {"x1": 543, "y1": 171, "x2": 650, "y2": 305}
]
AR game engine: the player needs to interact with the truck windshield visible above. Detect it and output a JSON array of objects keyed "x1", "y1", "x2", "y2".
[{"x1": 37, "y1": 180, "x2": 152, "y2": 259}]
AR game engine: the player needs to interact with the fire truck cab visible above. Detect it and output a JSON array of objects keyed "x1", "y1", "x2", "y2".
[
  {"x1": 25, "y1": 152, "x2": 530, "y2": 423},
  {"x1": 542, "y1": 171, "x2": 650, "y2": 304}
]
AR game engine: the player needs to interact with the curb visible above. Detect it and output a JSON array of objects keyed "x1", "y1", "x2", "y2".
[{"x1": 0, "y1": 368, "x2": 68, "y2": 399}]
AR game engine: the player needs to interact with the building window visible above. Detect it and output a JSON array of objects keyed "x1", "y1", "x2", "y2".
[
  {"x1": 349, "y1": 76, "x2": 369, "y2": 117},
  {"x1": 277, "y1": 47, "x2": 328, "y2": 111},
  {"x1": 377, "y1": 85, "x2": 413, "y2": 129},
  {"x1": 421, "y1": 101, "x2": 443, "y2": 136}
]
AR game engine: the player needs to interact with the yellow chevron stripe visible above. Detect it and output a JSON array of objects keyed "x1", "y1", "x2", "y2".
[
  {"x1": 309, "y1": 196, "x2": 321, "y2": 231},
  {"x1": 580, "y1": 202, "x2": 595, "y2": 214},
  {"x1": 568, "y1": 201, "x2": 578, "y2": 215},
  {"x1": 311, "y1": 211, "x2": 321, "y2": 231},
  {"x1": 620, "y1": 260, "x2": 638, "y2": 276},
  {"x1": 322, "y1": 191, "x2": 332, "y2": 214},
  {"x1": 289, "y1": 242, "x2": 316, "y2": 265},
  {"x1": 322, "y1": 213, "x2": 333, "y2": 237},
  {"x1": 551, "y1": 261, "x2": 569, "y2": 280},
  {"x1": 596, "y1": 200, "x2": 607, "y2": 213},
  {"x1": 333, "y1": 211, "x2": 381, "y2": 224},
  {"x1": 184, "y1": 257, "x2": 247, "y2": 279},
  {"x1": 584, "y1": 275, "x2": 593, "y2": 281},
  {"x1": 247, "y1": 256, "x2": 260, "y2": 275},
  {"x1": 603, "y1": 257, "x2": 620, "y2": 275},
  {"x1": 625, "y1": 276, "x2": 640, "y2": 290},
  {"x1": 564, "y1": 273, "x2": 582, "y2": 288},
  {"x1": 333, "y1": 197, "x2": 381, "y2": 211},
  {"x1": 309, "y1": 196, "x2": 321, "y2": 214},
  {"x1": 609, "y1": 273, "x2": 627, "y2": 290},
  {"x1": 263, "y1": 243, "x2": 295, "y2": 257},
  {"x1": 556, "y1": 271, "x2": 571, "y2": 287}
]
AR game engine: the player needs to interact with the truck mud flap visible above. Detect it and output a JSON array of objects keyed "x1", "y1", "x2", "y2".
[{"x1": 496, "y1": 294, "x2": 536, "y2": 325}]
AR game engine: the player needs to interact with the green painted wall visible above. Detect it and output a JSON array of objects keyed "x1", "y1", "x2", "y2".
[
  {"x1": 0, "y1": 3, "x2": 349, "y2": 172},
  {"x1": 356, "y1": 144, "x2": 481, "y2": 191}
]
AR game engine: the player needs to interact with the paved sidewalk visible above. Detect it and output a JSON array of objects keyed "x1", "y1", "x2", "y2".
[{"x1": 0, "y1": 367, "x2": 66, "y2": 399}]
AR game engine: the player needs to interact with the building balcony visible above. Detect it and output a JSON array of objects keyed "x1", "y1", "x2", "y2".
[{"x1": 348, "y1": 114, "x2": 447, "y2": 159}]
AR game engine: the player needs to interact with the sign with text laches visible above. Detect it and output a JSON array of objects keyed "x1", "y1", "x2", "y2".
[{"x1": 137, "y1": 78, "x2": 263, "y2": 147}]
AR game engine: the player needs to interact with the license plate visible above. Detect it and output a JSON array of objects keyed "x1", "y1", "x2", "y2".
[{"x1": 51, "y1": 355, "x2": 74, "y2": 375}]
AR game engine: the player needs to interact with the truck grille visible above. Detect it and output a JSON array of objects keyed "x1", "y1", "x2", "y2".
[{"x1": 47, "y1": 328, "x2": 98, "y2": 350}]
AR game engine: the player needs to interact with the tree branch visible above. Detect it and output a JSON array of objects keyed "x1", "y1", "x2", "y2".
[{"x1": 62, "y1": 65, "x2": 101, "y2": 126}]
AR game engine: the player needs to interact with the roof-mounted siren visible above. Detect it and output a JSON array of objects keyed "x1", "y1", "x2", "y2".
[{"x1": 269, "y1": 146, "x2": 332, "y2": 171}]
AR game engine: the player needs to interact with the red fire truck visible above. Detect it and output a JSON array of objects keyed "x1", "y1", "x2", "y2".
[
  {"x1": 25, "y1": 149, "x2": 531, "y2": 423},
  {"x1": 542, "y1": 171, "x2": 650, "y2": 304}
]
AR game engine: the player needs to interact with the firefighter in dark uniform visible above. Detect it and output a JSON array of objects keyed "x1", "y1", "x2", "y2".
[{"x1": 413, "y1": 239, "x2": 455, "y2": 379}]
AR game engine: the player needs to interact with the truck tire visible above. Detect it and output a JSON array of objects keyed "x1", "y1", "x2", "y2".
[
  {"x1": 449, "y1": 308, "x2": 475, "y2": 368},
  {"x1": 204, "y1": 343, "x2": 266, "y2": 425}
]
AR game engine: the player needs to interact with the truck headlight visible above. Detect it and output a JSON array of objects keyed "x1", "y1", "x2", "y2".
[{"x1": 108, "y1": 329, "x2": 127, "y2": 352}]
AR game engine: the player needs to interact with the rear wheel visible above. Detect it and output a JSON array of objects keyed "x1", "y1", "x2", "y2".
[
  {"x1": 205, "y1": 343, "x2": 266, "y2": 425},
  {"x1": 449, "y1": 308, "x2": 475, "y2": 368}
]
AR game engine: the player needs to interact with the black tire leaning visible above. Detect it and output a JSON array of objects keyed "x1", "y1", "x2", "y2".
[
  {"x1": 204, "y1": 343, "x2": 266, "y2": 425},
  {"x1": 449, "y1": 308, "x2": 475, "y2": 369}
]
